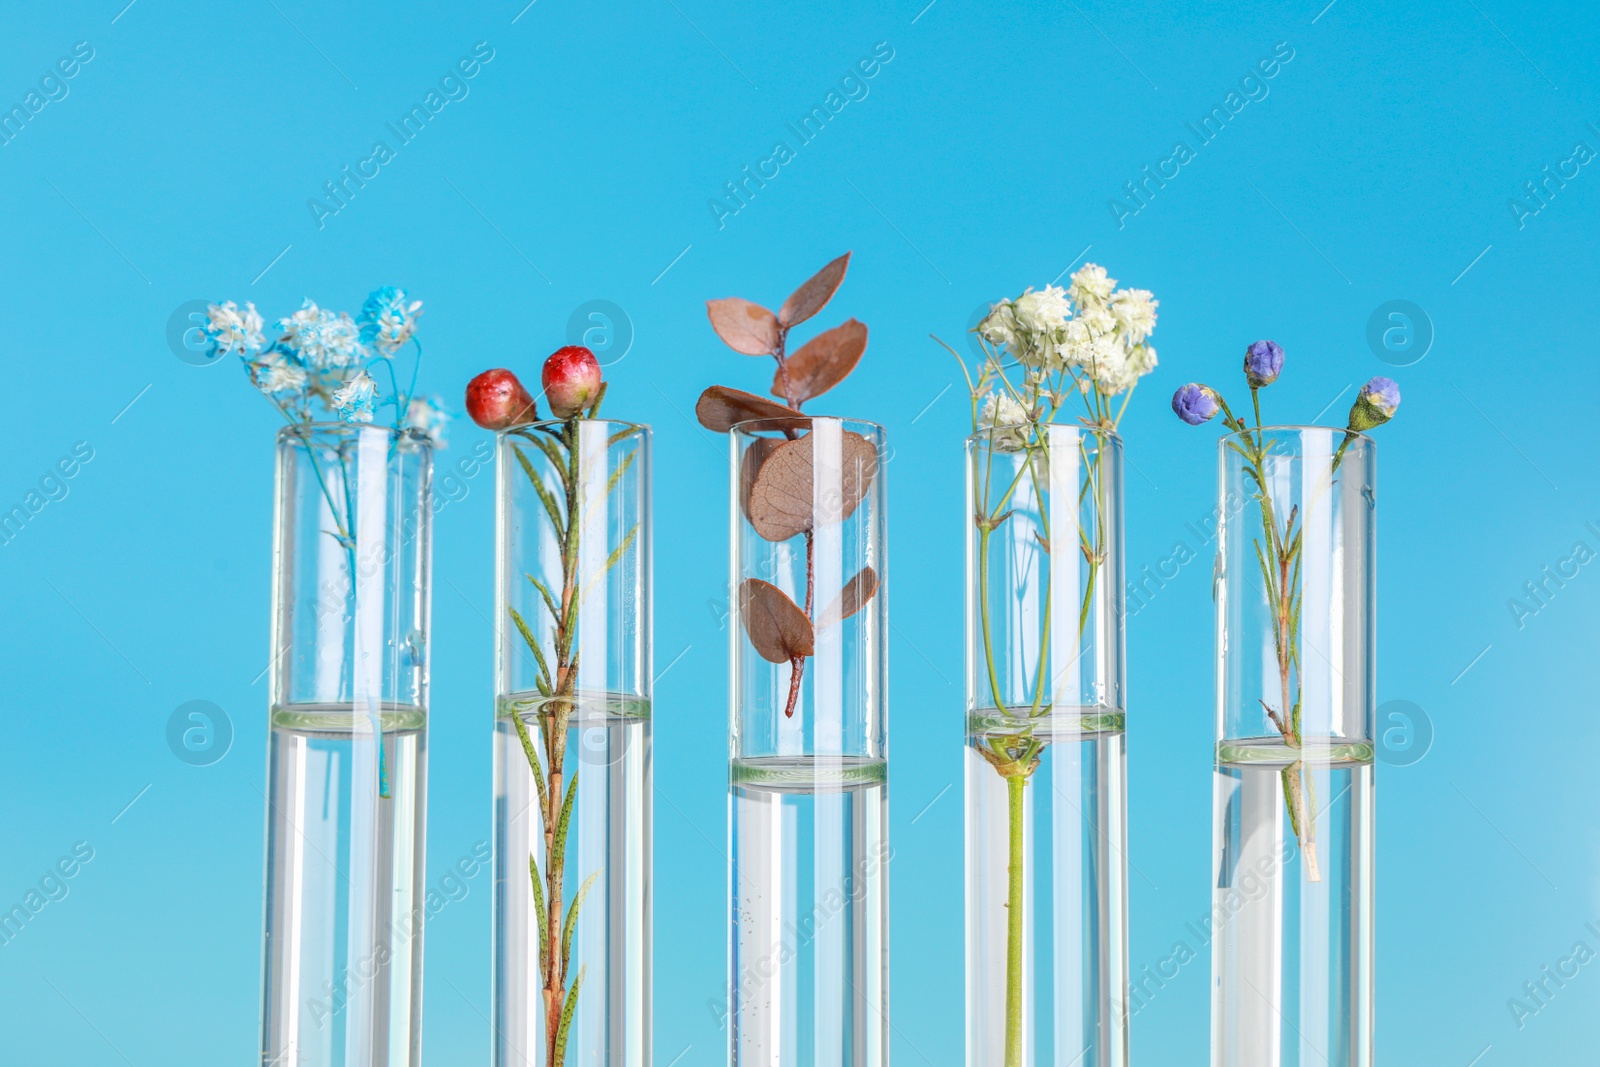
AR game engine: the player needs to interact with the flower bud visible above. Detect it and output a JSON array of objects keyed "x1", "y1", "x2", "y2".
[
  {"x1": 1172, "y1": 383, "x2": 1221, "y2": 425},
  {"x1": 1243, "y1": 339, "x2": 1284, "y2": 387},
  {"x1": 1347, "y1": 376, "x2": 1400, "y2": 431},
  {"x1": 542, "y1": 345, "x2": 602, "y2": 419},
  {"x1": 465, "y1": 368, "x2": 537, "y2": 430}
]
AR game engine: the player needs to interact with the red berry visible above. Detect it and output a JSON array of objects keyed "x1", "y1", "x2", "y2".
[
  {"x1": 465, "y1": 368, "x2": 538, "y2": 430},
  {"x1": 542, "y1": 345, "x2": 602, "y2": 419}
]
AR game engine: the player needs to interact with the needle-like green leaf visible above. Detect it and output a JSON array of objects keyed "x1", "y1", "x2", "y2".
[{"x1": 530, "y1": 852, "x2": 549, "y2": 977}]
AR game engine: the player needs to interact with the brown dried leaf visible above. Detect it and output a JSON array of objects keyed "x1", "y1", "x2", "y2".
[
  {"x1": 740, "y1": 437, "x2": 783, "y2": 524},
  {"x1": 738, "y1": 578, "x2": 815, "y2": 664},
  {"x1": 817, "y1": 566, "x2": 880, "y2": 631},
  {"x1": 746, "y1": 429, "x2": 877, "y2": 542},
  {"x1": 778, "y1": 252, "x2": 851, "y2": 328},
  {"x1": 707, "y1": 298, "x2": 781, "y2": 356},
  {"x1": 771, "y1": 319, "x2": 867, "y2": 404},
  {"x1": 695, "y1": 386, "x2": 807, "y2": 433}
]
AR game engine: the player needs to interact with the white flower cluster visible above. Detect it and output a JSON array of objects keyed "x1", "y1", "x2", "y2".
[
  {"x1": 204, "y1": 301, "x2": 265, "y2": 356},
  {"x1": 206, "y1": 288, "x2": 447, "y2": 438},
  {"x1": 977, "y1": 263, "x2": 1158, "y2": 397},
  {"x1": 278, "y1": 300, "x2": 368, "y2": 372},
  {"x1": 332, "y1": 371, "x2": 379, "y2": 423},
  {"x1": 978, "y1": 390, "x2": 1031, "y2": 451}
]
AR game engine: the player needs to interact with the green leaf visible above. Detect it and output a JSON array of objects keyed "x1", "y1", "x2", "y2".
[
  {"x1": 606, "y1": 447, "x2": 637, "y2": 497},
  {"x1": 530, "y1": 852, "x2": 549, "y2": 977},
  {"x1": 509, "y1": 707, "x2": 549, "y2": 822},
  {"x1": 604, "y1": 524, "x2": 638, "y2": 578},
  {"x1": 1281, "y1": 766, "x2": 1302, "y2": 838},
  {"x1": 527, "y1": 573, "x2": 562, "y2": 625},
  {"x1": 560, "y1": 868, "x2": 602, "y2": 983},
  {"x1": 508, "y1": 607, "x2": 553, "y2": 694},
  {"x1": 551, "y1": 768, "x2": 578, "y2": 873},
  {"x1": 552, "y1": 965, "x2": 586, "y2": 1067},
  {"x1": 512, "y1": 443, "x2": 567, "y2": 539},
  {"x1": 528, "y1": 433, "x2": 571, "y2": 488}
]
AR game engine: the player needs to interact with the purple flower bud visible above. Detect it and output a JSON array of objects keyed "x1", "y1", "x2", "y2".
[
  {"x1": 1243, "y1": 340, "x2": 1284, "y2": 387},
  {"x1": 1172, "y1": 383, "x2": 1221, "y2": 425},
  {"x1": 1347, "y1": 376, "x2": 1401, "y2": 431}
]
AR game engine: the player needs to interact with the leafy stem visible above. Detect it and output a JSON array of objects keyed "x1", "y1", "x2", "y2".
[
  {"x1": 506, "y1": 396, "x2": 636, "y2": 1065},
  {"x1": 1220, "y1": 401, "x2": 1320, "y2": 882}
]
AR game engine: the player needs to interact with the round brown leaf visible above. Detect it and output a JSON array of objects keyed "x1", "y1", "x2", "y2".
[
  {"x1": 817, "y1": 566, "x2": 880, "y2": 631},
  {"x1": 771, "y1": 319, "x2": 867, "y2": 405},
  {"x1": 740, "y1": 436, "x2": 783, "y2": 524},
  {"x1": 695, "y1": 386, "x2": 805, "y2": 433},
  {"x1": 746, "y1": 429, "x2": 877, "y2": 542},
  {"x1": 707, "y1": 298, "x2": 781, "y2": 356},
  {"x1": 739, "y1": 578, "x2": 815, "y2": 664},
  {"x1": 778, "y1": 252, "x2": 851, "y2": 328}
]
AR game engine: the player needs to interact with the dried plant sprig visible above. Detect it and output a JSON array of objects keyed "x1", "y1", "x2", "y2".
[
  {"x1": 696, "y1": 252, "x2": 881, "y2": 720},
  {"x1": 938, "y1": 262, "x2": 1159, "y2": 1067},
  {"x1": 468, "y1": 346, "x2": 632, "y2": 1067},
  {"x1": 1175, "y1": 345, "x2": 1402, "y2": 882},
  {"x1": 214, "y1": 288, "x2": 444, "y2": 802}
]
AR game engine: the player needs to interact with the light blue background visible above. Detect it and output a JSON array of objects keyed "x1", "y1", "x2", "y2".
[{"x1": 1, "y1": 0, "x2": 1596, "y2": 1062}]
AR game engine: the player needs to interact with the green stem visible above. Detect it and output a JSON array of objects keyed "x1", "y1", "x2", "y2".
[
  {"x1": 977, "y1": 527, "x2": 1006, "y2": 710},
  {"x1": 1005, "y1": 771, "x2": 1026, "y2": 1067}
]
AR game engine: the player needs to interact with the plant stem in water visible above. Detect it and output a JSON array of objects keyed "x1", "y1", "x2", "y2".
[{"x1": 1005, "y1": 771, "x2": 1026, "y2": 1067}]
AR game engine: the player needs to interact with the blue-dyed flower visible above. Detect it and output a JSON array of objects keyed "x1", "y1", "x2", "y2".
[
  {"x1": 1172, "y1": 383, "x2": 1221, "y2": 425},
  {"x1": 404, "y1": 394, "x2": 449, "y2": 447},
  {"x1": 332, "y1": 370, "x2": 379, "y2": 423},
  {"x1": 250, "y1": 349, "x2": 308, "y2": 396},
  {"x1": 277, "y1": 299, "x2": 367, "y2": 371},
  {"x1": 358, "y1": 286, "x2": 423, "y2": 355},
  {"x1": 1347, "y1": 376, "x2": 1401, "y2": 431},
  {"x1": 1243, "y1": 339, "x2": 1284, "y2": 388},
  {"x1": 205, "y1": 300, "x2": 265, "y2": 357}
]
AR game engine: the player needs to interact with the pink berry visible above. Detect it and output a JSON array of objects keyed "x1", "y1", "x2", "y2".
[
  {"x1": 465, "y1": 368, "x2": 538, "y2": 430},
  {"x1": 542, "y1": 345, "x2": 602, "y2": 419}
]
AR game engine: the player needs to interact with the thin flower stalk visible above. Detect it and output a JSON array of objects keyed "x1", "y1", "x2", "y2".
[
  {"x1": 944, "y1": 262, "x2": 1157, "y2": 1066},
  {"x1": 1174, "y1": 354, "x2": 1401, "y2": 885}
]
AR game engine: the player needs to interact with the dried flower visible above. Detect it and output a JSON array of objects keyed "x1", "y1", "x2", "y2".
[
  {"x1": 465, "y1": 368, "x2": 538, "y2": 429},
  {"x1": 1347, "y1": 376, "x2": 1400, "y2": 431},
  {"x1": 1109, "y1": 288, "x2": 1158, "y2": 344},
  {"x1": 405, "y1": 395, "x2": 449, "y2": 446},
  {"x1": 251, "y1": 350, "x2": 308, "y2": 396},
  {"x1": 978, "y1": 391, "x2": 1031, "y2": 451},
  {"x1": 1243, "y1": 340, "x2": 1284, "y2": 388},
  {"x1": 278, "y1": 300, "x2": 367, "y2": 371},
  {"x1": 205, "y1": 300, "x2": 265, "y2": 356},
  {"x1": 543, "y1": 345, "x2": 603, "y2": 419},
  {"x1": 1068, "y1": 263, "x2": 1115, "y2": 307},
  {"x1": 1171, "y1": 383, "x2": 1221, "y2": 425},
  {"x1": 332, "y1": 370, "x2": 379, "y2": 423},
  {"x1": 358, "y1": 286, "x2": 423, "y2": 355}
]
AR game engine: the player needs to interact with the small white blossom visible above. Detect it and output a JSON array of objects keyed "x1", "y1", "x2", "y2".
[
  {"x1": 1110, "y1": 288, "x2": 1158, "y2": 344},
  {"x1": 333, "y1": 371, "x2": 379, "y2": 423},
  {"x1": 253, "y1": 350, "x2": 308, "y2": 395},
  {"x1": 1012, "y1": 285, "x2": 1072, "y2": 336},
  {"x1": 206, "y1": 300, "x2": 265, "y2": 356},
  {"x1": 1069, "y1": 263, "x2": 1115, "y2": 308},
  {"x1": 404, "y1": 395, "x2": 449, "y2": 447},
  {"x1": 359, "y1": 286, "x2": 424, "y2": 355},
  {"x1": 278, "y1": 299, "x2": 367, "y2": 371},
  {"x1": 978, "y1": 302, "x2": 1019, "y2": 349},
  {"x1": 979, "y1": 391, "x2": 1031, "y2": 450}
]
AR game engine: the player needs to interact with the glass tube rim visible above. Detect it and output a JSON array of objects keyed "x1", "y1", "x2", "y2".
[
  {"x1": 498, "y1": 417, "x2": 652, "y2": 440},
  {"x1": 963, "y1": 422, "x2": 1124, "y2": 448},
  {"x1": 1219, "y1": 424, "x2": 1375, "y2": 447},
  {"x1": 275, "y1": 420, "x2": 435, "y2": 451},
  {"x1": 730, "y1": 414, "x2": 885, "y2": 438}
]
